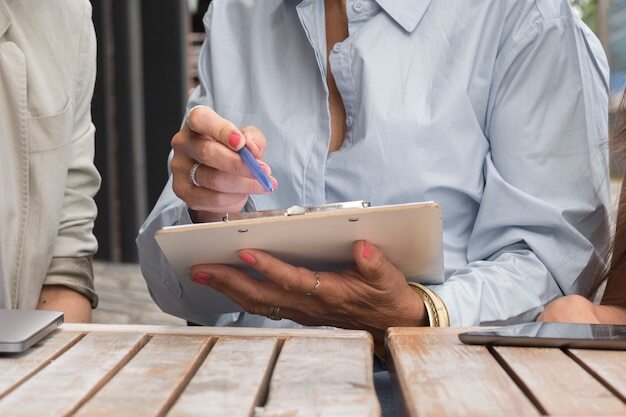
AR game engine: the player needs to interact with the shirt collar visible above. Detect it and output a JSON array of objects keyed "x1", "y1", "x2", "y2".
[
  {"x1": 375, "y1": 0, "x2": 432, "y2": 32},
  {"x1": 0, "y1": 0, "x2": 11, "y2": 39},
  {"x1": 289, "y1": 0, "x2": 432, "y2": 33}
]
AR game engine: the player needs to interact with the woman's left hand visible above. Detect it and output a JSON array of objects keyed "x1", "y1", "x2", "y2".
[{"x1": 190, "y1": 240, "x2": 427, "y2": 342}]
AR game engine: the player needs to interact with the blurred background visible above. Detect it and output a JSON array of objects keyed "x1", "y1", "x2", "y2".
[{"x1": 88, "y1": 0, "x2": 626, "y2": 324}]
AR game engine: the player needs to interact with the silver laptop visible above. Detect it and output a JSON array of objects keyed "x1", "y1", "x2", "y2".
[{"x1": 0, "y1": 310, "x2": 64, "y2": 353}]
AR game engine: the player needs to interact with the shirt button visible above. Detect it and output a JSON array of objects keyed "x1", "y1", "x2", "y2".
[
  {"x1": 346, "y1": 116, "x2": 354, "y2": 128},
  {"x1": 352, "y1": 1, "x2": 363, "y2": 12},
  {"x1": 332, "y1": 43, "x2": 343, "y2": 53}
]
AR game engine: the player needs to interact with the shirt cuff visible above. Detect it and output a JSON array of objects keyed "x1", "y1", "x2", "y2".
[{"x1": 44, "y1": 256, "x2": 98, "y2": 308}]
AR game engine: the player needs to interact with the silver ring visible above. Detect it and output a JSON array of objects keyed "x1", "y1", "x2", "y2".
[
  {"x1": 189, "y1": 163, "x2": 201, "y2": 187},
  {"x1": 267, "y1": 305, "x2": 281, "y2": 321},
  {"x1": 306, "y1": 271, "x2": 321, "y2": 296}
]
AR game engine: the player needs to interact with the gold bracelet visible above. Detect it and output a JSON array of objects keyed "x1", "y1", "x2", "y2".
[{"x1": 407, "y1": 282, "x2": 450, "y2": 327}]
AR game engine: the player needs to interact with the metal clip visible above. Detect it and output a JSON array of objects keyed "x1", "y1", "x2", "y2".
[{"x1": 222, "y1": 201, "x2": 370, "y2": 222}]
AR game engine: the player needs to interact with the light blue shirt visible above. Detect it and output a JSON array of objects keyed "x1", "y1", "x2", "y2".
[{"x1": 137, "y1": 0, "x2": 610, "y2": 327}]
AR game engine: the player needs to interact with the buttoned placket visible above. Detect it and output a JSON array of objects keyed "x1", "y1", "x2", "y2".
[
  {"x1": 295, "y1": 0, "x2": 382, "y2": 205},
  {"x1": 295, "y1": 0, "x2": 332, "y2": 205},
  {"x1": 327, "y1": 0, "x2": 380, "y2": 148}
]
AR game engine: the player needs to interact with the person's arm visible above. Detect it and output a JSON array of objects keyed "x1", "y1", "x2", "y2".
[
  {"x1": 539, "y1": 294, "x2": 626, "y2": 324},
  {"x1": 40, "y1": 1, "x2": 100, "y2": 321},
  {"x1": 428, "y1": 5, "x2": 611, "y2": 326},
  {"x1": 37, "y1": 285, "x2": 91, "y2": 323}
]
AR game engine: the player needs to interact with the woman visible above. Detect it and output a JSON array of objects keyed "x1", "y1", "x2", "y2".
[
  {"x1": 0, "y1": 0, "x2": 101, "y2": 321},
  {"x1": 138, "y1": 1, "x2": 609, "y2": 343},
  {"x1": 541, "y1": 97, "x2": 626, "y2": 324}
]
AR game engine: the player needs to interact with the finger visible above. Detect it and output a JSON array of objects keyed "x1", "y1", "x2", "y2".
[
  {"x1": 194, "y1": 164, "x2": 274, "y2": 195},
  {"x1": 237, "y1": 250, "x2": 328, "y2": 296},
  {"x1": 189, "y1": 264, "x2": 309, "y2": 317},
  {"x1": 170, "y1": 154, "x2": 247, "y2": 211},
  {"x1": 240, "y1": 125, "x2": 267, "y2": 158},
  {"x1": 175, "y1": 180, "x2": 249, "y2": 213},
  {"x1": 176, "y1": 132, "x2": 274, "y2": 181},
  {"x1": 352, "y1": 240, "x2": 400, "y2": 284},
  {"x1": 186, "y1": 105, "x2": 245, "y2": 151}
]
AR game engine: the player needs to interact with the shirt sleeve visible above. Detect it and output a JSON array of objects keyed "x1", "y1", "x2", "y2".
[
  {"x1": 428, "y1": 5, "x2": 611, "y2": 326},
  {"x1": 44, "y1": 1, "x2": 101, "y2": 308}
]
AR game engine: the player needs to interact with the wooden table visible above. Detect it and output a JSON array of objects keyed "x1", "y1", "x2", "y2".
[
  {"x1": 0, "y1": 324, "x2": 380, "y2": 417},
  {"x1": 386, "y1": 327, "x2": 626, "y2": 417}
]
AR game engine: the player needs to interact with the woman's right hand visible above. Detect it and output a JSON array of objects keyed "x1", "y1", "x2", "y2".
[{"x1": 171, "y1": 106, "x2": 277, "y2": 223}]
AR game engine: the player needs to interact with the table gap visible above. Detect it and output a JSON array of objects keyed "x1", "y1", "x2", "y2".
[
  {"x1": 562, "y1": 348, "x2": 626, "y2": 404},
  {"x1": 487, "y1": 345, "x2": 548, "y2": 416},
  {"x1": 156, "y1": 336, "x2": 218, "y2": 417},
  {"x1": 255, "y1": 337, "x2": 286, "y2": 411},
  {"x1": 0, "y1": 332, "x2": 86, "y2": 401},
  {"x1": 66, "y1": 333, "x2": 151, "y2": 417}
]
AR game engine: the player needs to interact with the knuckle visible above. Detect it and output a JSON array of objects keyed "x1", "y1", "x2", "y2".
[
  {"x1": 217, "y1": 123, "x2": 233, "y2": 143},
  {"x1": 197, "y1": 143, "x2": 216, "y2": 164},
  {"x1": 170, "y1": 155, "x2": 183, "y2": 173},
  {"x1": 171, "y1": 132, "x2": 181, "y2": 148}
]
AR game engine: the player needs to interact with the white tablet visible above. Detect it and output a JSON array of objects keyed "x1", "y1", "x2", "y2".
[
  {"x1": 155, "y1": 201, "x2": 444, "y2": 315},
  {"x1": 0, "y1": 310, "x2": 64, "y2": 353}
]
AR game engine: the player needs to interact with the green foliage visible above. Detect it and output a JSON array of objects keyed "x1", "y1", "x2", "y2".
[{"x1": 571, "y1": 0, "x2": 598, "y2": 32}]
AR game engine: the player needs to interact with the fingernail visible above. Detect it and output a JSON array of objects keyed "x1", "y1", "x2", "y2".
[
  {"x1": 258, "y1": 161, "x2": 270, "y2": 175},
  {"x1": 239, "y1": 252, "x2": 257, "y2": 266},
  {"x1": 363, "y1": 242, "x2": 373, "y2": 259},
  {"x1": 271, "y1": 178, "x2": 278, "y2": 190},
  {"x1": 229, "y1": 132, "x2": 242, "y2": 149},
  {"x1": 192, "y1": 272, "x2": 212, "y2": 284},
  {"x1": 192, "y1": 276, "x2": 210, "y2": 286}
]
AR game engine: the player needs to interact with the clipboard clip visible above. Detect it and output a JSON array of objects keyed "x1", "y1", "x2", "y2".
[{"x1": 222, "y1": 201, "x2": 371, "y2": 222}]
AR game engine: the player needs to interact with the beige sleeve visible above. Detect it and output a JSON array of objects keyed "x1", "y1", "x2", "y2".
[
  {"x1": 44, "y1": 1, "x2": 101, "y2": 306},
  {"x1": 45, "y1": 257, "x2": 98, "y2": 308}
]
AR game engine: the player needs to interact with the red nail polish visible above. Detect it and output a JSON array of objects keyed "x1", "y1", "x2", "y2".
[
  {"x1": 228, "y1": 132, "x2": 241, "y2": 149},
  {"x1": 192, "y1": 272, "x2": 211, "y2": 282},
  {"x1": 239, "y1": 252, "x2": 257, "y2": 266},
  {"x1": 192, "y1": 276, "x2": 209, "y2": 286},
  {"x1": 363, "y1": 242, "x2": 373, "y2": 259}
]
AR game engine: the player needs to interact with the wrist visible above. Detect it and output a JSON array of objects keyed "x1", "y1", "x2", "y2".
[{"x1": 397, "y1": 285, "x2": 429, "y2": 327}]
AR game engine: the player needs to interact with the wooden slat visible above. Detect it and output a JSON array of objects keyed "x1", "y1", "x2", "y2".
[
  {"x1": 60, "y1": 323, "x2": 372, "y2": 340},
  {"x1": 568, "y1": 349, "x2": 626, "y2": 400},
  {"x1": 494, "y1": 346, "x2": 626, "y2": 415},
  {"x1": 167, "y1": 337, "x2": 279, "y2": 417},
  {"x1": 74, "y1": 335, "x2": 211, "y2": 417},
  {"x1": 260, "y1": 337, "x2": 380, "y2": 417},
  {"x1": 386, "y1": 329, "x2": 538, "y2": 417},
  {"x1": 0, "y1": 331, "x2": 82, "y2": 398},
  {"x1": 0, "y1": 332, "x2": 147, "y2": 417}
]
